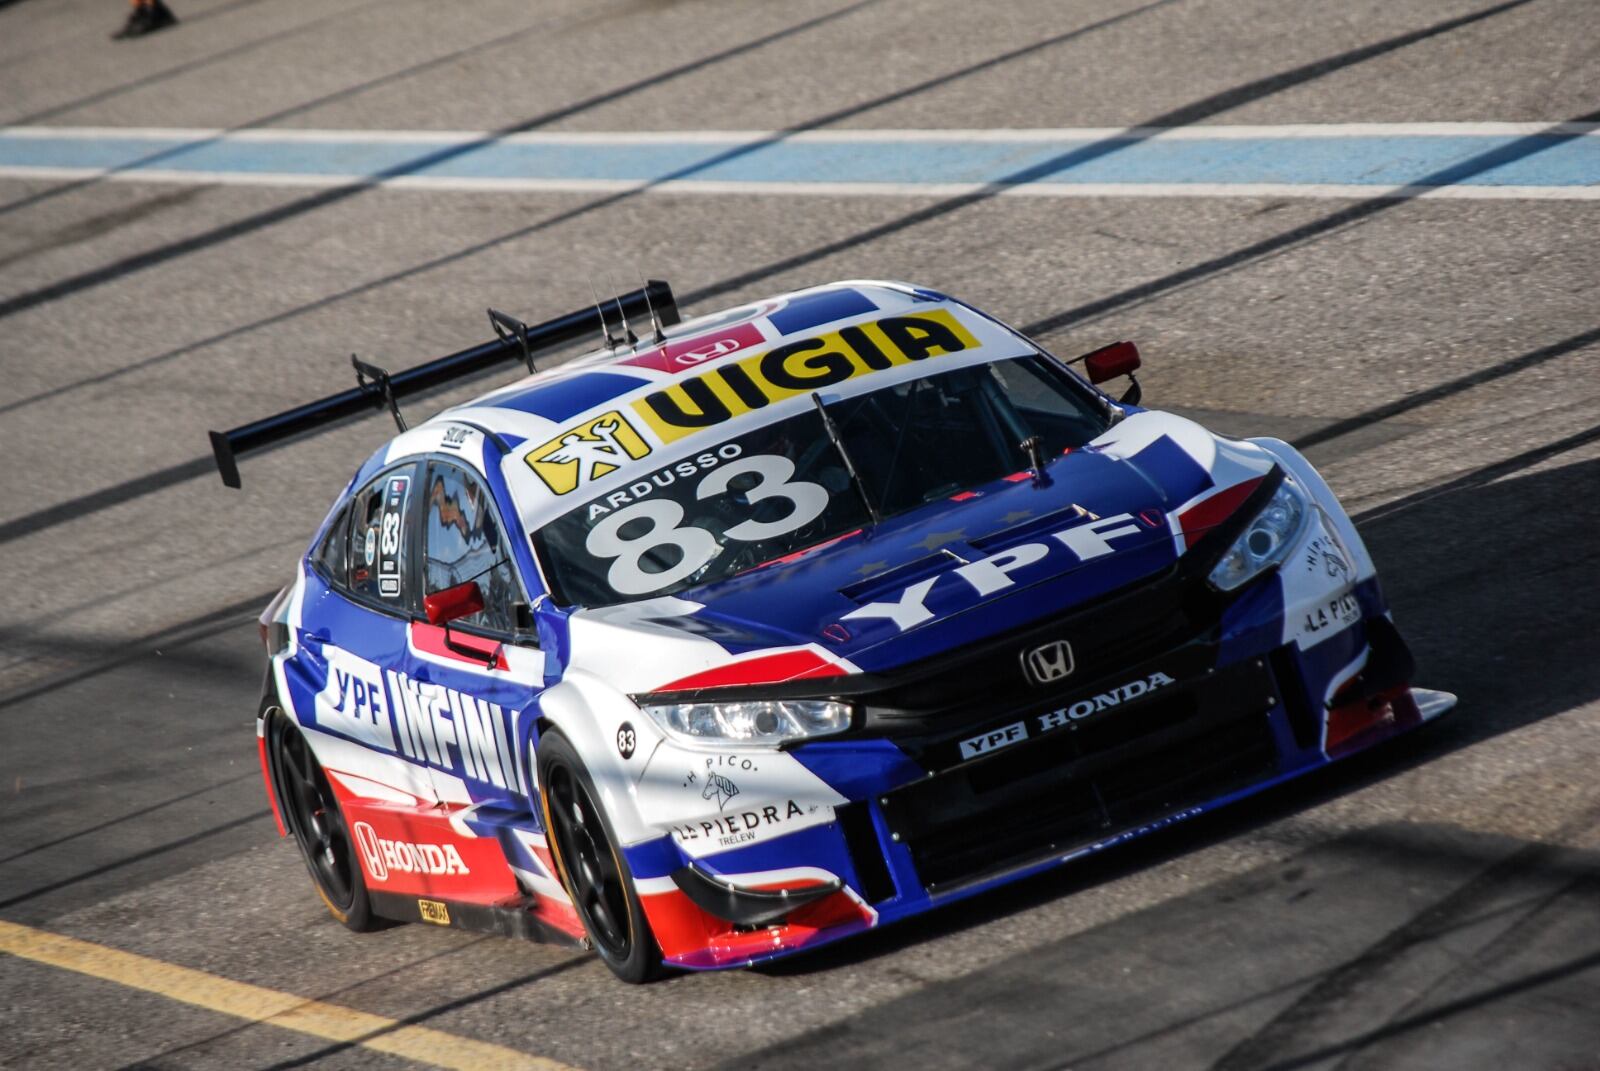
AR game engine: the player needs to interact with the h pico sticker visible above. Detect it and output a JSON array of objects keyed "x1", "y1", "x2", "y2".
[{"x1": 524, "y1": 410, "x2": 652, "y2": 496}]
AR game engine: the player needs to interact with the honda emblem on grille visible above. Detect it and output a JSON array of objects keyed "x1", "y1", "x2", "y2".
[{"x1": 1021, "y1": 640, "x2": 1075, "y2": 685}]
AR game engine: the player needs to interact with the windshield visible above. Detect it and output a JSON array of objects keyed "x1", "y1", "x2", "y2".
[{"x1": 534, "y1": 354, "x2": 1111, "y2": 607}]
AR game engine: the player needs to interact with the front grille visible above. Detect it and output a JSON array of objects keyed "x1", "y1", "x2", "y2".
[
  {"x1": 860, "y1": 563, "x2": 1213, "y2": 732},
  {"x1": 879, "y1": 658, "x2": 1280, "y2": 893}
]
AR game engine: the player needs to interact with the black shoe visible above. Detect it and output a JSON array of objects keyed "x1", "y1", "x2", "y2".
[
  {"x1": 111, "y1": 1, "x2": 176, "y2": 39},
  {"x1": 112, "y1": 7, "x2": 151, "y2": 38}
]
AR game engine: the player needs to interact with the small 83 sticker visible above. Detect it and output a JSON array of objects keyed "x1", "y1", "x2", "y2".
[
  {"x1": 525, "y1": 411, "x2": 651, "y2": 495},
  {"x1": 417, "y1": 898, "x2": 451, "y2": 925},
  {"x1": 616, "y1": 721, "x2": 636, "y2": 759}
]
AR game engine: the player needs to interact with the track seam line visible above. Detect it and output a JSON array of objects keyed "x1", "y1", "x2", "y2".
[{"x1": 0, "y1": 919, "x2": 576, "y2": 1071}]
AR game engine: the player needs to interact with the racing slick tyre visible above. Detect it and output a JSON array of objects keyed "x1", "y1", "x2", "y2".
[
  {"x1": 265, "y1": 705, "x2": 377, "y2": 932},
  {"x1": 537, "y1": 728, "x2": 664, "y2": 983}
]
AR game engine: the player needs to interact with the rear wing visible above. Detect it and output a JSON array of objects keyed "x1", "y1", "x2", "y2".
[{"x1": 207, "y1": 280, "x2": 679, "y2": 487}]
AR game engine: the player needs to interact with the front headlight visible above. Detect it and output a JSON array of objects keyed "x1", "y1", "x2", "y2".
[
  {"x1": 639, "y1": 699, "x2": 852, "y2": 747},
  {"x1": 1207, "y1": 478, "x2": 1309, "y2": 591}
]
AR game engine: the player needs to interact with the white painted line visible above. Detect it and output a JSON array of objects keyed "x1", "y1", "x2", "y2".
[
  {"x1": 2, "y1": 164, "x2": 1596, "y2": 202},
  {"x1": 3, "y1": 122, "x2": 1599, "y2": 144}
]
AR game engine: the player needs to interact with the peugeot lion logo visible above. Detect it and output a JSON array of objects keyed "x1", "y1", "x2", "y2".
[{"x1": 1022, "y1": 639, "x2": 1075, "y2": 685}]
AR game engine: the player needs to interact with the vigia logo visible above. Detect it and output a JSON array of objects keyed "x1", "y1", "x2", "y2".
[{"x1": 524, "y1": 410, "x2": 652, "y2": 495}]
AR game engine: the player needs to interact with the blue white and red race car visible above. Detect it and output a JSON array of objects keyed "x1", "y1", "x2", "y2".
[{"x1": 212, "y1": 279, "x2": 1455, "y2": 982}]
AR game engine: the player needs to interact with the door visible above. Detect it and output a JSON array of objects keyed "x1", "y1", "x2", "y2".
[{"x1": 391, "y1": 456, "x2": 545, "y2": 811}]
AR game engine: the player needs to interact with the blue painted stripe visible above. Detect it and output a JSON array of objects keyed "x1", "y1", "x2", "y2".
[
  {"x1": 767, "y1": 288, "x2": 878, "y2": 334},
  {"x1": 1, "y1": 129, "x2": 1596, "y2": 189}
]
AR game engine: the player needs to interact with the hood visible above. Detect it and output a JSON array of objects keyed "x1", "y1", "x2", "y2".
[{"x1": 568, "y1": 412, "x2": 1276, "y2": 690}]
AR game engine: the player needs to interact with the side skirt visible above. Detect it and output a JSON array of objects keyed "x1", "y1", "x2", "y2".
[{"x1": 367, "y1": 890, "x2": 590, "y2": 950}]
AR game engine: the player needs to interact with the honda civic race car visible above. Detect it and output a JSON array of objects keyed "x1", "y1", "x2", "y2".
[{"x1": 212, "y1": 279, "x2": 1455, "y2": 982}]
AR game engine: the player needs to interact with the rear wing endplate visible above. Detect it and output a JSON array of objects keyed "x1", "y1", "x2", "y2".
[{"x1": 207, "y1": 280, "x2": 679, "y2": 488}]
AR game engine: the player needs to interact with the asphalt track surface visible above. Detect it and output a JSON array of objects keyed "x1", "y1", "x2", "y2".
[{"x1": 1, "y1": 0, "x2": 1598, "y2": 1068}]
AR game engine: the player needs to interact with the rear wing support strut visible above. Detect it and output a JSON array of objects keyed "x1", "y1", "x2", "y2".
[{"x1": 207, "y1": 280, "x2": 678, "y2": 488}]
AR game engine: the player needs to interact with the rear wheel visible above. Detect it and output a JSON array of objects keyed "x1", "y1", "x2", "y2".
[
  {"x1": 267, "y1": 708, "x2": 375, "y2": 931},
  {"x1": 537, "y1": 729, "x2": 663, "y2": 983}
]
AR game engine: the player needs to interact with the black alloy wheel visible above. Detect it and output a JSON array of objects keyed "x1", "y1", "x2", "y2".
[
  {"x1": 267, "y1": 707, "x2": 375, "y2": 931},
  {"x1": 537, "y1": 729, "x2": 662, "y2": 982}
]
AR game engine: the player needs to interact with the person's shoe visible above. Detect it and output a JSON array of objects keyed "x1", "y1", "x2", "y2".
[
  {"x1": 146, "y1": 0, "x2": 178, "y2": 31},
  {"x1": 111, "y1": 7, "x2": 152, "y2": 39},
  {"x1": 112, "y1": 1, "x2": 177, "y2": 39}
]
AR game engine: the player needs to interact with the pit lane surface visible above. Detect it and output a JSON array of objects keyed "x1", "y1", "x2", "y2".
[{"x1": 2, "y1": 0, "x2": 1598, "y2": 1067}]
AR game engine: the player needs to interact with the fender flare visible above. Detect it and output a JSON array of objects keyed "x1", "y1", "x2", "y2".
[{"x1": 532, "y1": 672, "x2": 666, "y2": 847}]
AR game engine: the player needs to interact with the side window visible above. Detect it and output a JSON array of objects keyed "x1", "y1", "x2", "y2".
[
  {"x1": 423, "y1": 461, "x2": 522, "y2": 634},
  {"x1": 312, "y1": 503, "x2": 349, "y2": 584},
  {"x1": 347, "y1": 464, "x2": 418, "y2": 605}
]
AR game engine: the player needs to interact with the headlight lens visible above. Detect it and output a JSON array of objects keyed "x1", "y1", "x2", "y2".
[
  {"x1": 639, "y1": 699, "x2": 852, "y2": 746},
  {"x1": 1207, "y1": 479, "x2": 1309, "y2": 591}
]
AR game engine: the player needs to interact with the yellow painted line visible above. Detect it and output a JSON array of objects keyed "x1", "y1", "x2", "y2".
[{"x1": 0, "y1": 919, "x2": 577, "y2": 1071}]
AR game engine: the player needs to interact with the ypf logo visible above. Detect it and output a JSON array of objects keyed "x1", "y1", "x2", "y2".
[
  {"x1": 523, "y1": 410, "x2": 651, "y2": 495},
  {"x1": 353, "y1": 821, "x2": 387, "y2": 880},
  {"x1": 1021, "y1": 639, "x2": 1075, "y2": 686}
]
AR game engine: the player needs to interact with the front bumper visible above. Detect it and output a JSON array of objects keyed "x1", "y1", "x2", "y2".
[
  {"x1": 619, "y1": 476, "x2": 1456, "y2": 969},
  {"x1": 621, "y1": 584, "x2": 1451, "y2": 971}
]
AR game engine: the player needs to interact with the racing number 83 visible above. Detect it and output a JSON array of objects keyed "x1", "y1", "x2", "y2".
[{"x1": 584, "y1": 454, "x2": 829, "y2": 595}]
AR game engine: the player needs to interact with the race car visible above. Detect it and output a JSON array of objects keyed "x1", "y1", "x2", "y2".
[{"x1": 211, "y1": 279, "x2": 1455, "y2": 982}]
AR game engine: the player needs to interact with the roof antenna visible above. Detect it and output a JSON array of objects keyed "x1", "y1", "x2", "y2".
[
  {"x1": 609, "y1": 273, "x2": 638, "y2": 348},
  {"x1": 639, "y1": 271, "x2": 667, "y2": 348},
  {"x1": 590, "y1": 279, "x2": 624, "y2": 350}
]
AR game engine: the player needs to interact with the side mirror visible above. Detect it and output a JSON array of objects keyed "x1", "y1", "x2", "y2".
[
  {"x1": 424, "y1": 580, "x2": 485, "y2": 625},
  {"x1": 1082, "y1": 341, "x2": 1141, "y2": 385}
]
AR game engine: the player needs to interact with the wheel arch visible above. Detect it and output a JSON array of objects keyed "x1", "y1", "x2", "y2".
[{"x1": 532, "y1": 672, "x2": 664, "y2": 847}]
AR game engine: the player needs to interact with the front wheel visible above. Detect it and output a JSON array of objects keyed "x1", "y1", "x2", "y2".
[
  {"x1": 266, "y1": 706, "x2": 376, "y2": 931},
  {"x1": 537, "y1": 728, "x2": 664, "y2": 983}
]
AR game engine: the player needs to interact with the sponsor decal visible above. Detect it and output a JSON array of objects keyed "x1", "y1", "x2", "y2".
[
  {"x1": 417, "y1": 899, "x2": 451, "y2": 925},
  {"x1": 524, "y1": 410, "x2": 652, "y2": 495},
  {"x1": 1035, "y1": 671, "x2": 1176, "y2": 730},
  {"x1": 387, "y1": 667, "x2": 519, "y2": 789},
  {"x1": 1021, "y1": 639, "x2": 1075, "y2": 686},
  {"x1": 378, "y1": 475, "x2": 409, "y2": 598},
  {"x1": 959, "y1": 671, "x2": 1178, "y2": 763},
  {"x1": 844, "y1": 513, "x2": 1148, "y2": 633},
  {"x1": 618, "y1": 321, "x2": 766, "y2": 374},
  {"x1": 960, "y1": 720, "x2": 1028, "y2": 760},
  {"x1": 581, "y1": 441, "x2": 742, "y2": 521},
  {"x1": 441, "y1": 425, "x2": 470, "y2": 450},
  {"x1": 1303, "y1": 536, "x2": 1350, "y2": 581},
  {"x1": 682, "y1": 754, "x2": 760, "y2": 810},
  {"x1": 669, "y1": 799, "x2": 817, "y2": 850},
  {"x1": 353, "y1": 821, "x2": 470, "y2": 882},
  {"x1": 363, "y1": 528, "x2": 375, "y2": 567},
  {"x1": 632, "y1": 309, "x2": 981, "y2": 444},
  {"x1": 702, "y1": 772, "x2": 740, "y2": 809},
  {"x1": 313, "y1": 646, "x2": 398, "y2": 752},
  {"x1": 1301, "y1": 593, "x2": 1360, "y2": 640},
  {"x1": 616, "y1": 721, "x2": 636, "y2": 759}
]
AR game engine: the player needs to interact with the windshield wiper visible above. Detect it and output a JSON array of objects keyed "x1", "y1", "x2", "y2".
[{"x1": 811, "y1": 392, "x2": 882, "y2": 526}]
